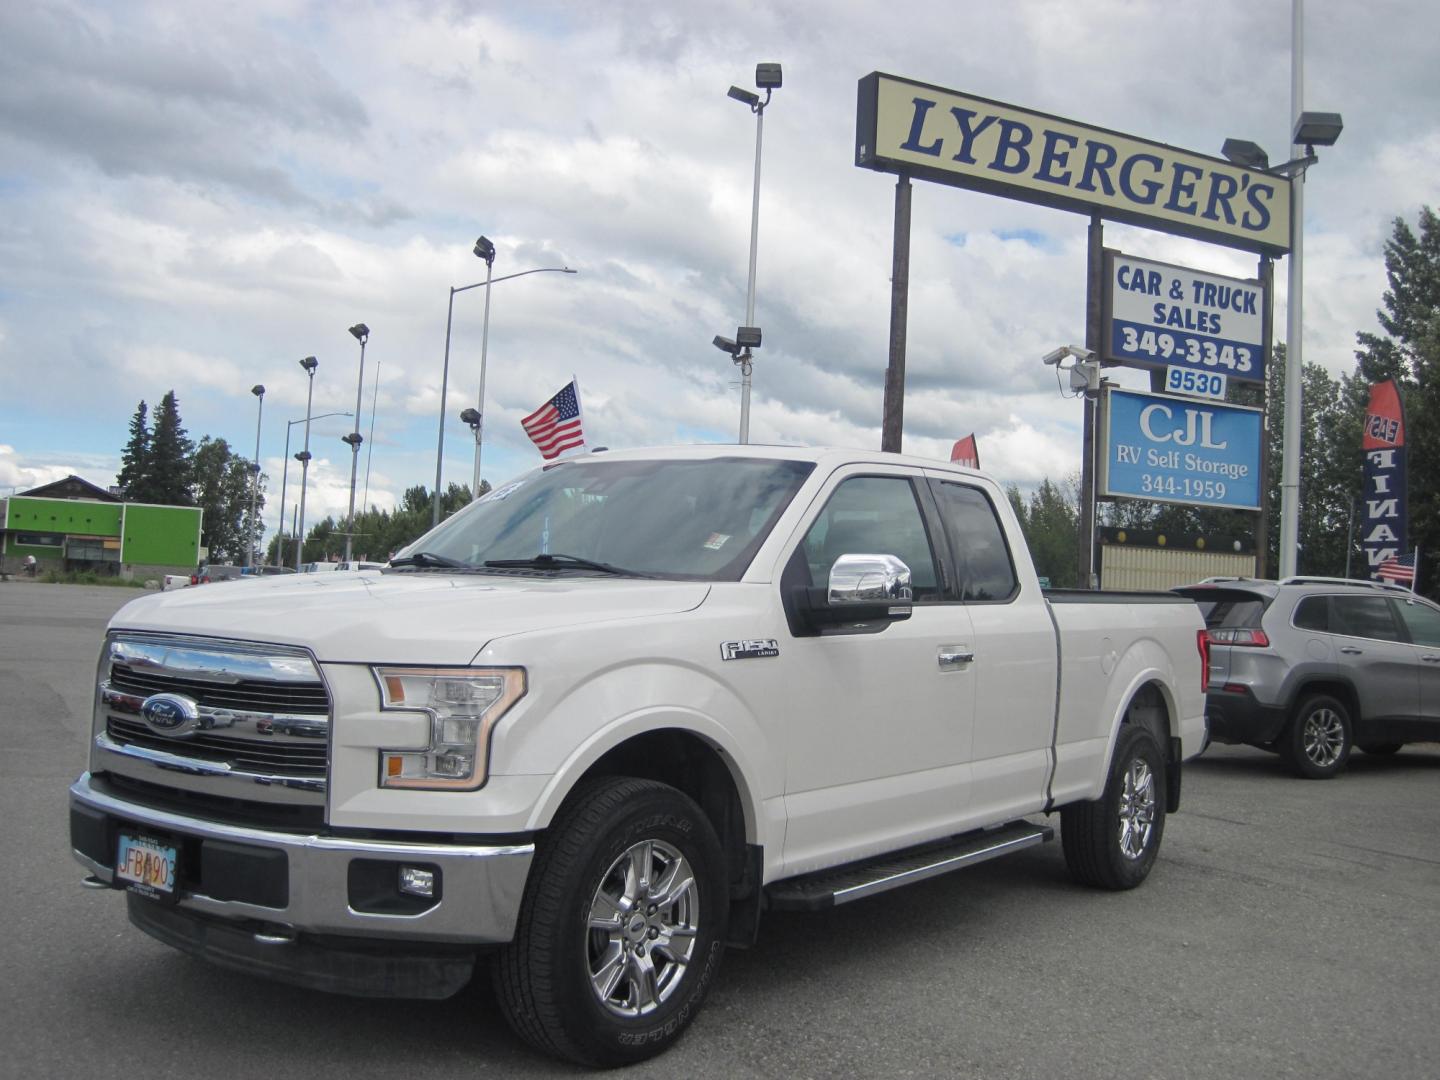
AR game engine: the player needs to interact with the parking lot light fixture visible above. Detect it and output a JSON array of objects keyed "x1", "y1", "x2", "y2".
[
  {"x1": 247, "y1": 384, "x2": 265, "y2": 567},
  {"x1": 295, "y1": 356, "x2": 318, "y2": 570}
]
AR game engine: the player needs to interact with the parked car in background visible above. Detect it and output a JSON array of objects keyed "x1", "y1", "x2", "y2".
[
  {"x1": 301, "y1": 561, "x2": 384, "y2": 573},
  {"x1": 240, "y1": 565, "x2": 296, "y2": 577},
  {"x1": 1175, "y1": 576, "x2": 1440, "y2": 778},
  {"x1": 189, "y1": 564, "x2": 244, "y2": 586}
]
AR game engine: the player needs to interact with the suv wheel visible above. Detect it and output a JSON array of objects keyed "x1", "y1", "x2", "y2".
[{"x1": 1283, "y1": 694, "x2": 1351, "y2": 779}]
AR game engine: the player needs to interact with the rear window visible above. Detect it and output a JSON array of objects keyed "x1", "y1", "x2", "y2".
[{"x1": 1179, "y1": 589, "x2": 1268, "y2": 630}]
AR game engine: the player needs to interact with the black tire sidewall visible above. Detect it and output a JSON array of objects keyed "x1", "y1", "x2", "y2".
[
  {"x1": 1287, "y1": 695, "x2": 1352, "y2": 779},
  {"x1": 1102, "y1": 724, "x2": 1166, "y2": 888},
  {"x1": 542, "y1": 783, "x2": 728, "y2": 1066}
]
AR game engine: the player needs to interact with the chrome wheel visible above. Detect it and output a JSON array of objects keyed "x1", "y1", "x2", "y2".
[
  {"x1": 586, "y1": 839, "x2": 700, "y2": 1018},
  {"x1": 1302, "y1": 707, "x2": 1346, "y2": 768},
  {"x1": 1117, "y1": 757, "x2": 1156, "y2": 860}
]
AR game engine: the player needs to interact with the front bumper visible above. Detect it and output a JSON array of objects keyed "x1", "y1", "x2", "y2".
[{"x1": 69, "y1": 772, "x2": 534, "y2": 947}]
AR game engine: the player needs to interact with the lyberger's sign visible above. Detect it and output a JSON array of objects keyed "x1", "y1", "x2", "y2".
[{"x1": 856, "y1": 73, "x2": 1291, "y2": 256}]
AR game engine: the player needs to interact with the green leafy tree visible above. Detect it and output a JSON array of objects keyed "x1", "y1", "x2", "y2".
[
  {"x1": 1007, "y1": 476, "x2": 1079, "y2": 588},
  {"x1": 1354, "y1": 207, "x2": 1440, "y2": 597},
  {"x1": 193, "y1": 437, "x2": 264, "y2": 563}
]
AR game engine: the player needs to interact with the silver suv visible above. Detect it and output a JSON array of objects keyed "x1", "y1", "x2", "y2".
[{"x1": 1174, "y1": 577, "x2": 1440, "y2": 778}]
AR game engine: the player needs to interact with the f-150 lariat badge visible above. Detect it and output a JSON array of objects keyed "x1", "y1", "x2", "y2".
[{"x1": 720, "y1": 639, "x2": 780, "y2": 661}]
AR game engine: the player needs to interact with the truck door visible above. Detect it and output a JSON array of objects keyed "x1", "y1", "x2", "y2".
[
  {"x1": 774, "y1": 469, "x2": 977, "y2": 876},
  {"x1": 926, "y1": 477, "x2": 1055, "y2": 822}
]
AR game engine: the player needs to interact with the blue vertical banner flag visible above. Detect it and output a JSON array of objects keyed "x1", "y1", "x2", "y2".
[{"x1": 1361, "y1": 379, "x2": 1407, "y2": 580}]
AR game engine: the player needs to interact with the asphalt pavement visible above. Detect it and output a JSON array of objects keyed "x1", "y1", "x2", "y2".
[{"x1": 2, "y1": 580, "x2": 1437, "y2": 1078}]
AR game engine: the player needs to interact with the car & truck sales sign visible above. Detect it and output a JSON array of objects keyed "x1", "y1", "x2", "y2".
[
  {"x1": 1099, "y1": 387, "x2": 1262, "y2": 511},
  {"x1": 1103, "y1": 253, "x2": 1266, "y2": 382}
]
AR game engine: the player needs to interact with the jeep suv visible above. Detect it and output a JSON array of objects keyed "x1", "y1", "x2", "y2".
[{"x1": 1174, "y1": 577, "x2": 1440, "y2": 778}]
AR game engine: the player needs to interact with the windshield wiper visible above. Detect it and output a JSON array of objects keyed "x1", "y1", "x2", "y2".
[
  {"x1": 389, "y1": 551, "x2": 475, "y2": 569},
  {"x1": 482, "y1": 553, "x2": 648, "y2": 577}
]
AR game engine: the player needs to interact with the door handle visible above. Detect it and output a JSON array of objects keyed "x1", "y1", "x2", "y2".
[
  {"x1": 1339, "y1": 647, "x2": 1363, "y2": 655},
  {"x1": 1423, "y1": 655, "x2": 1440, "y2": 664},
  {"x1": 938, "y1": 647, "x2": 975, "y2": 670}
]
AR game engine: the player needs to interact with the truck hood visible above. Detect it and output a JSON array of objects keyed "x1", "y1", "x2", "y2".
[{"x1": 109, "y1": 572, "x2": 712, "y2": 664}]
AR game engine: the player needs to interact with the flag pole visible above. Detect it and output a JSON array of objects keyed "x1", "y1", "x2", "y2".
[
  {"x1": 573, "y1": 374, "x2": 585, "y2": 454},
  {"x1": 1412, "y1": 545, "x2": 1420, "y2": 593}
]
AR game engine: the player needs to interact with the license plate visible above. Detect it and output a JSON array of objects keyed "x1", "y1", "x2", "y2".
[{"x1": 115, "y1": 832, "x2": 178, "y2": 900}]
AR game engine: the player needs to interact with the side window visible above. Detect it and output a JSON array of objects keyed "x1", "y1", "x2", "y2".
[
  {"x1": 1330, "y1": 595, "x2": 1404, "y2": 643},
  {"x1": 1292, "y1": 595, "x2": 1330, "y2": 632},
  {"x1": 1395, "y1": 599, "x2": 1440, "y2": 647},
  {"x1": 799, "y1": 476, "x2": 941, "y2": 602},
  {"x1": 932, "y1": 482, "x2": 1017, "y2": 601}
]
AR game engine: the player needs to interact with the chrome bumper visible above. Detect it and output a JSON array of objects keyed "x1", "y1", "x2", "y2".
[{"x1": 69, "y1": 773, "x2": 533, "y2": 945}]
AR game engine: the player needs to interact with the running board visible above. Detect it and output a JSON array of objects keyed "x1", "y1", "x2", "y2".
[{"x1": 765, "y1": 820, "x2": 1053, "y2": 911}]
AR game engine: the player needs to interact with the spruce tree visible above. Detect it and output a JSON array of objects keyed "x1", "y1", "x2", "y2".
[
  {"x1": 116, "y1": 400, "x2": 151, "y2": 500},
  {"x1": 148, "y1": 390, "x2": 195, "y2": 506}
]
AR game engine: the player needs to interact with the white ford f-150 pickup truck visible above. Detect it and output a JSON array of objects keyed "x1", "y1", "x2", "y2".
[{"x1": 70, "y1": 445, "x2": 1205, "y2": 1066}]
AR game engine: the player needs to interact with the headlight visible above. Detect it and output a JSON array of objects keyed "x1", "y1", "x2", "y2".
[{"x1": 374, "y1": 666, "x2": 526, "y2": 790}]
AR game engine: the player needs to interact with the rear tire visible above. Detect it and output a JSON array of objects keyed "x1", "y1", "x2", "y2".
[
  {"x1": 1062, "y1": 723, "x2": 1167, "y2": 890},
  {"x1": 1283, "y1": 694, "x2": 1352, "y2": 779},
  {"x1": 493, "y1": 777, "x2": 727, "y2": 1067}
]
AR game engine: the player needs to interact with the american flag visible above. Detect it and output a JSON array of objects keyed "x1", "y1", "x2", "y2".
[
  {"x1": 522, "y1": 379, "x2": 586, "y2": 460},
  {"x1": 1377, "y1": 551, "x2": 1416, "y2": 585}
]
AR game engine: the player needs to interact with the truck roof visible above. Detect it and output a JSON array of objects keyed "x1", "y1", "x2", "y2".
[{"x1": 563, "y1": 444, "x2": 986, "y2": 478}]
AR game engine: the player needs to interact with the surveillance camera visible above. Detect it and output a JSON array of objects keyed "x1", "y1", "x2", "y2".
[{"x1": 1042, "y1": 346, "x2": 1070, "y2": 366}]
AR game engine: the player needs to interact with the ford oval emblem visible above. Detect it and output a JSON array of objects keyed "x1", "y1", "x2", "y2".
[{"x1": 140, "y1": 693, "x2": 200, "y2": 738}]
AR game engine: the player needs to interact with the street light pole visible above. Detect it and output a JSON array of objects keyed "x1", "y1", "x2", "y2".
[
  {"x1": 247, "y1": 384, "x2": 265, "y2": 567},
  {"x1": 471, "y1": 242, "x2": 496, "y2": 502},
  {"x1": 432, "y1": 242, "x2": 578, "y2": 527},
  {"x1": 277, "y1": 411, "x2": 352, "y2": 566},
  {"x1": 343, "y1": 324, "x2": 369, "y2": 562},
  {"x1": 294, "y1": 356, "x2": 318, "y2": 570},
  {"x1": 727, "y1": 63, "x2": 781, "y2": 445}
]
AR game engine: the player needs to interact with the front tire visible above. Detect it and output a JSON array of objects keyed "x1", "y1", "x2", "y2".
[
  {"x1": 1283, "y1": 694, "x2": 1351, "y2": 779},
  {"x1": 494, "y1": 777, "x2": 728, "y2": 1067},
  {"x1": 1061, "y1": 723, "x2": 1167, "y2": 890}
]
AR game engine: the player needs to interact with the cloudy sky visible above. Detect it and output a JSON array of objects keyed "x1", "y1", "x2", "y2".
[{"x1": 2, "y1": 0, "x2": 1436, "y2": 541}]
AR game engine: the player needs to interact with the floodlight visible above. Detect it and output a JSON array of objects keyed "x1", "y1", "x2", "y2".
[
  {"x1": 299, "y1": 356, "x2": 318, "y2": 372},
  {"x1": 1221, "y1": 138, "x2": 1269, "y2": 170},
  {"x1": 459, "y1": 408, "x2": 480, "y2": 426},
  {"x1": 294, "y1": 450, "x2": 312, "y2": 463},
  {"x1": 727, "y1": 86, "x2": 760, "y2": 107},
  {"x1": 474, "y1": 236, "x2": 496, "y2": 264},
  {"x1": 713, "y1": 335, "x2": 739, "y2": 355},
  {"x1": 736, "y1": 326, "x2": 762, "y2": 349},
  {"x1": 341, "y1": 432, "x2": 363, "y2": 447},
  {"x1": 348, "y1": 323, "x2": 369, "y2": 342},
  {"x1": 755, "y1": 63, "x2": 782, "y2": 90},
  {"x1": 1293, "y1": 111, "x2": 1343, "y2": 148},
  {"x1": 251, "y1": 384, "x2": 266, "y2": 397}
]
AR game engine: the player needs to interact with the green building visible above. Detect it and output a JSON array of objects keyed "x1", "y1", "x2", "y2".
[{"x1": 1, "y1": 475, "x2": 203, "y2": 580}]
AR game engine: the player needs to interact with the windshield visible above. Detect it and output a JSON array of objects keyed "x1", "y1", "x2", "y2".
[{"x1": 405, "y1": 456, "x2": 815, "y2": 580}]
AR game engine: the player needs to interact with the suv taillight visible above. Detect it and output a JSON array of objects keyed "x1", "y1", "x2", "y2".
[
  {"x1": 1207, "y1": 628, "x2": 1270, "y2": 647},
  {"x1": 1197, "y1": 630, "x2": 1210, "y2": 693}
]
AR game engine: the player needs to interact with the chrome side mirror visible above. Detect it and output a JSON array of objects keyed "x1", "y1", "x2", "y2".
[{"x1": 828, "y1": 553, "x2": 912, "y2": 614}]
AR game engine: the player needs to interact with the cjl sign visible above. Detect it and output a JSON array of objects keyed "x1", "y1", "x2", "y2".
[
  {"x1": 1099, "y1": 387, "x2": 1262, "y2": 510},
  {"x1": 1103, "y1": 253, "x2": 1266, "y2": 382}
]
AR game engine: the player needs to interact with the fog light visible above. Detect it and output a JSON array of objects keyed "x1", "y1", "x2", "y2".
[{"x1": 398, "y1": 866, "x2": 436, "y2": 898}]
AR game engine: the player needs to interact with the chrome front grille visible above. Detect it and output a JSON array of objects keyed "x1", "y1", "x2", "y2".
[
  {"x1": 94, "y1": 633, "x2": 332, "y2": 805},
  {"x1": 108, "y1": 665, "x2": 329, "y2": 714},
  {"x1": 106, "y1": 716, "x2": 327, "y2": 778}
]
